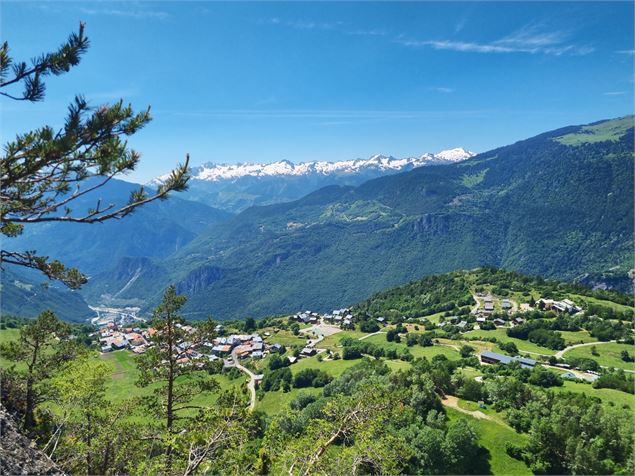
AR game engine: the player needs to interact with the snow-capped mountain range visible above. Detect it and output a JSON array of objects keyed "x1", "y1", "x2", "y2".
[{"x1": 152, "y1": 148, "x2": 475, "y2": 184}]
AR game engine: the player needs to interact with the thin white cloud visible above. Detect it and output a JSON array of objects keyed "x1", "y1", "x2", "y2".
[
  {"x1": 603, "y1": 91, "x2": 626, "y2": 96},
  {"x1": 454, "y1": 17, "x2": 468, "y2": 34},
  {"x1": 265, "y1": 18, "x2": 343, "y2": 31},
  {"x1": 263, "y1": 17, "x2": 384, "y2": 37},
  {"x1": 80, "y1": 7, "x2": 169, "y2": 20},
  {"x1": 617, "y1": 49, "x2": 635, "y2": 55},
  {"x1": 399, "y1": 24, "x2": 594, "y2": 57},
  {"x1": 430, "y1": 87, "x2": 454, "y2": 94}
]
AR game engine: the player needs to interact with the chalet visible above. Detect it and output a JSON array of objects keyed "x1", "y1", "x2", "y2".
[
  {"x1": 100, "y1": 344, "x2": 113, "y2": 353},
  {"x1": 287, "y1": 356, "x2": 298, "y2": 364},
  {"x1": 493, "y1": 318, "x2": 506, "y2": 326},
  {"x1": 480, "y1": 351, "x2": 536, "y2": 369},
  {"x1": 252, "y1": 351, "x2": 263, "y2": 359},
  {"x1": 376, "y1": 317, "x2": 386, "y2": 323},
  {"x1": 212, "y1": 344, "x2": 232, "y2": 356},
  {"x1": 111, "y1": 337, "x2": 128, "y2": 350},
  {"x1": 270, "y1": 343, "x2": 284, "y2": 353},
  {"x1": 484, "y1": 295, "x2": 493, "y2": 303},
  {"x1": 484, "y1": 302, "x2": 494, "y2": 312},
  {"x1": 301, "y1": 347, "x2": 316, "y2": 357},
  {"x1": 513, "y1": 317, "x2": 525, "y2": 325},
  {"x1": 501, "y1": 299, "x2": 512, "y2": 310},
  {"x1": 457, "y1": 321, "x2": 468, "y2": 330},
  {"x1": 476, "y1": 317, "x2": 486, "y2": 323},
  {"x1": 234, "y1": 345, "x2": 252, "y2": 358}
]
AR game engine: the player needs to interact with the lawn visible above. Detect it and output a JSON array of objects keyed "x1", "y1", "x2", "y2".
[
  {"x1": 256, "y1": 387, "x2": 323, "y2": 415},
  {"x1": 264, "y1": 330, "x2": 309, "y2": 348},
  {"x1": 569, "y1": 294, "x2": 635, "y2": 314},
  {"x1": 362, "y1": 333, "x2": 462, "y2": 360},
  {"x1": 291, "y1": 355, "x2": 360, "y2": 377},
  {"x1": 100, "y1": 350, "x2": 245, "y2": 410},
  {"x1": 558, "y1": 330, "x2": 597, "y2": 345},
  {"x1": 445, "y1": 407, "x2": 532, "y2": 475},
  {"x1": 550, "y1": 379, "x2": 635, "y2": 409},
  {"x1": 463, "y1": 328, "x2": 557, "y2": 356},
  {"x1": 319, "y1": 330, "x2": 366, "y2": 351},
  {"x1": 563, "y1": 342, "x2": 635, "y2": 371}
]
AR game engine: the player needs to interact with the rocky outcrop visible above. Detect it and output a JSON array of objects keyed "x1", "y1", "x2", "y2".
[{"x1": 0, "y1": 405, "x2": 64, "y2": 475}]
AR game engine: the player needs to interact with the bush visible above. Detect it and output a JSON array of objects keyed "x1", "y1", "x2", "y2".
[
  {"x1": 289, "y1": 392, "x2": 318, "y2": 410},
  {"x1": 359, "y1": 320, "x2": 380, "y2": 333}
]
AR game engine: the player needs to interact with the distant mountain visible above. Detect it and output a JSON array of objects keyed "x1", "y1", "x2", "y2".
[
  {"x1": 5, "y1": 178, "x2": 232, "y2": 276},
  {"x1": 0, "y1": 267, "x2": 92, "y2": 322},
  {"x1": 84, "y1": 116, "x2": 634, "y2": 320},
  {"x1": 151, "y1": 148, "x2": 475, "y2": 212}
]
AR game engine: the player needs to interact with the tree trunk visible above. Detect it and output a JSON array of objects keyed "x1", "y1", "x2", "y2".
[{"x1": 24, "y1": 376, "x2": 35, "y2": 430}]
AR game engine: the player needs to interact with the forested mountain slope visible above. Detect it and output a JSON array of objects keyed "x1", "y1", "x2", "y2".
[
  {"x1": 0, "y1": 267, "x2": 92, "y2": 322},
  {"x1": 8, "y1": 178, "x2": 232, "y2": 275},
  {"x1": 85, "y1": 117, "x2": 634, "y2": 319}
]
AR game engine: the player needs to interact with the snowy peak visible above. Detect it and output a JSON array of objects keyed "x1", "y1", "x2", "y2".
[
  {"x1": 151, "y1": 148, "x2": 475, "y2": 184},
  {"x1": 433, "y1": 147, "x2": 475, "y2": 163}
]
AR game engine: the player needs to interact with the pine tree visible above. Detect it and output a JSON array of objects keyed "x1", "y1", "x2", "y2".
[
  {"x1": 136, "y1": 286, "x2": 218, "y2": 474},
  {"x1": 0, "y1": 310, "x2": 76, "y2": 430},
  {"x1": 0, "y1": 23, "x2": 190, "y2": 288}
]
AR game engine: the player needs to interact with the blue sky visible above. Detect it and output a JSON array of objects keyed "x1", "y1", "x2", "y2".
[{"x1": 2, "y1": 1, "x2": 633, "y2": 182}]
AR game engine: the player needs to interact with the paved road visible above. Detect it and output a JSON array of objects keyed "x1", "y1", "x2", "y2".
[
  {"x1": 555, "y1": 340, "x2": 616, "y2": 359},
  {"x1": 358, "y1": 331, "x2": 386, "y2": 341},
  {"x1": 231, "y1": 350, "x2": 257, "y2": 411}
]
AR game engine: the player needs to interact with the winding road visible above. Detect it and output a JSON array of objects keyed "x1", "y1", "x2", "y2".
[
  {"x1": 231, "y1": 350, "x2": 257, "y2": 411},
  {"x1": 555, "y1": 340, "x2": 616, "y2": 359}
]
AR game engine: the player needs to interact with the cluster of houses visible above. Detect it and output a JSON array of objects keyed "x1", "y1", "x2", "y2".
[
  {"x1": 98, "y1": 322, "x2": 153, "y2": 354},
  {"x1": 293, "y1": 308, "x2": 356, "y2": 328},
  {"x1": 537, "y1": 298, "x2": 581, "y2": 314},
  {"x1": 293, "y1": 311, "x2": 320, "y2": 325},
  {"x1": 476, "y1": 294, "x2": 514, "y2": 316},
  {"x1": 208, "y1": 334, "x2": 267, "y2": 360},
  {"x1": 324, "y1": 308, "x2": 355, "y2": 328}
]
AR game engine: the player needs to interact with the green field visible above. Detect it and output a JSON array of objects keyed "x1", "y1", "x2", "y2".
[
  {"x1": 362, "y1": 333, "x2": 462, "y2": 360},
  {"x1": 319, "y1": 330, "x2": 366, "y2": 351},
  {"x1": 100, "y1": 350, "x2": 246, "y2": 409},
  {"x1": 569, "y1": 294, "x2": 635, "y2": 314},
  {"x1": 558, "y1": 330, "x2": 598, "y2": 345},
  {"x1": 563, "y1": 342, "x2": 635, "y2": 371},
  {"x1": 256, "y1": 386, "x2": 323, "y2": 414},
  {"x1": 445, "y1": 407, "x2": 532, "y2": 475},
  {"x1": 464, "y1": 328, "x2": 557, "y2": 356},
  {"x1": 264, "y1": 330, "x2": 309, "y2": 347},
  {"x1": 291, "y1": 355, "x2": 360, "y2": 377},
  {"x1": 550, "y1": 379, "x2": 635, "y2": 409}
]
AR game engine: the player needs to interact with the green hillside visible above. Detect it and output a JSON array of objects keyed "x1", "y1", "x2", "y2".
[
  {"x1": 86, "y1": 117, "x2": 634, "y2": 319},
  {"x1": 0, "y1": 268, "x2": 92, "y2": 322}
]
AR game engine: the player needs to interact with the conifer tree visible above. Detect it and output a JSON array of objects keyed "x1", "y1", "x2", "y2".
[
  {"x1": 0, "y1": 310, "x2": 75, "y2": 430},
  {"x1": 0, "y1": 23, "x2": 190, "y2": 288},
  {"x1": 136, "y1": 285, "x2": 218, "y2": 474}
]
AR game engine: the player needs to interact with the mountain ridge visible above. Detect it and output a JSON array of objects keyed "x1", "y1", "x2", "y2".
[
  {"x1": 151, "y1": 147, "x2": 475, "y2": 183},
  {"x1": 83, "y1": 116, "x2": 634, "y2": 319}
]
